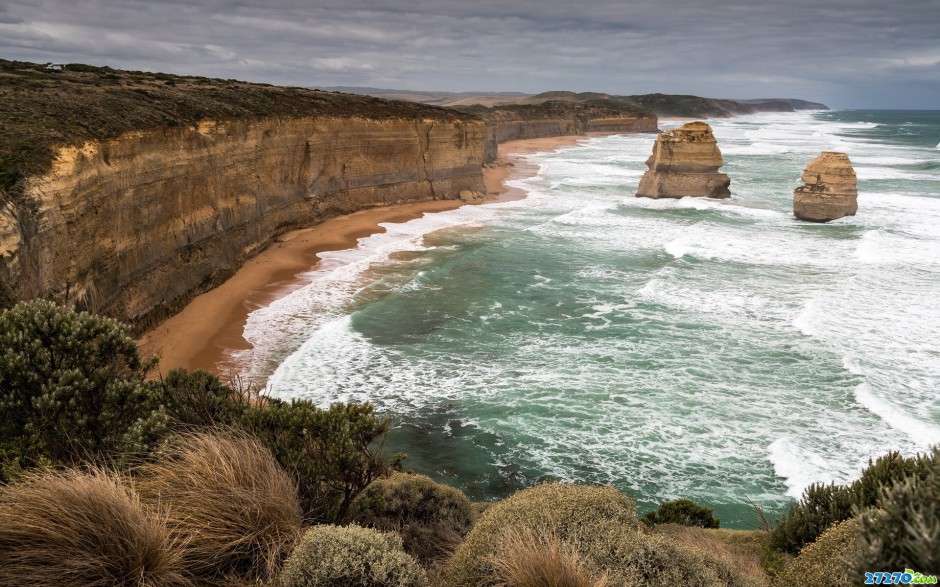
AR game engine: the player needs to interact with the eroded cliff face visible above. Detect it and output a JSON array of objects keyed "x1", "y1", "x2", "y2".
[
  {"x1": 0, "y1": 116, "x2": 485, "y2": 327},
  {"x1": 481, "y1": 113, "x2": 658, "y2": 163}
]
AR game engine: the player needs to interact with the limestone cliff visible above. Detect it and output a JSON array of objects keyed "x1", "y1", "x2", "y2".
[
  {"x1": 0, "y1": 117, "x2": 484, "y2": 327},
  {"x1": 793, "y1": 152, "x2": 858, "y2": 222},
  {"x1": 0, "y1": 62, "x2": 487, "y2": 327},
  {"x1": 636, "y1": 122, "x2": 731, "y2": 199},
  {"x1": 459, "y1": 101, "x2": 659, "y2": 163}
]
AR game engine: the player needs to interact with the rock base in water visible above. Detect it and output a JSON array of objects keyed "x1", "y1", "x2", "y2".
[
  {"x1": 636, "y1": 121, "x2": 731, "y2": 199},
  {"x1": 793, "y1": 152, "x2": 858, "y2": 222}
]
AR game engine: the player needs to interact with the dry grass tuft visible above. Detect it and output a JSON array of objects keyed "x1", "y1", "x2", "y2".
[
  {"x1": 655, "y1": 524, "x2": 769, "y2": 586},
  {"x1": 489, "y1": 529, "x2": 609, "y2": 587},
  {"x1": 135, "y1": 430, "x2": 303, "y2": 585},
  {"x1": 0, "y1": 467, "x2": 187, "y2": 587}
]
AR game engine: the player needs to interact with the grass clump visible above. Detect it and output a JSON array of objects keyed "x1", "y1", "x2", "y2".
[
  {"x1": 0, "y1": 467, "x2": 187, "y2": 587},
  {"x1": 352, "y1": 471, "x2": 475, "y2": 564},
  {"x1": 277, "y1": 524, "x2": 428, "y2": 587},
  {"x1": 445, "y1": 483, "x2": 752, "y2": 587},
  {"x1": 641, "y1": 498, "x2": 720, "y2": 529},
  {"x1": 489, "y1": 528, "x2": 609, "y2": 587},
  {"x1": 774, "y1": 518, "x2": 862, "y2": 587},
  {"x1": 135, "y1": 431, "x2": 302, "y2": 585}
]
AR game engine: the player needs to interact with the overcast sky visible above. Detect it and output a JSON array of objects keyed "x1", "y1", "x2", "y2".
[{"x1": 1, "y1": 0, "x2": 938, "y2": 109}]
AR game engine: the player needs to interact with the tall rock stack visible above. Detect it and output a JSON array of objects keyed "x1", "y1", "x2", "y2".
[
  {"x1": 636, "y1": 122, "x2": 731, "y2": 199},
  {"x1": 793, "y1": 152, "x2": 858, "y2": 222}
]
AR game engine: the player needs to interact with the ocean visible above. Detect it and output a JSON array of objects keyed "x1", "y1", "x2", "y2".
[{"x1": 234, "y1": 110, "x2": 940, "y2": 526}]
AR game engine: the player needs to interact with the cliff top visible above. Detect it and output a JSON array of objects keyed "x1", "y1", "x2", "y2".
[
  {"x1": 454, "y1": 99, "x2": 655, "y2": 122},
  {"x1": 0, "y1": 60, "x2": 476, "y2": 197}
]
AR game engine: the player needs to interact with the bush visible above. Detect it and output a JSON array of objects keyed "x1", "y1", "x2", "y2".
[
  {"x1": 641, "y1": 499, "x2": 720, "y2": 529},
  {"x1": 352, "y1": 472, "x2": 475, "y2": 564},
  {"x1": 152, "y1": 368, "x2": 256, "y2": 429},
  {"x1": 135, "y1": 431, "x2": 302, "y2": 585},
  {"x1": 769, "y1": 482, "x2": 854, "y2": 555},
  {"x1": 0, "y1": 300, "x2": 162, "y2": 475},
  {"x1": 771, "y1": 450, "x2": 933, "y2": 555},
  {"x1": 445, "y1": 483, "x2": 751, "y2": 587},
  {"x1": 278, "y1": 524, "x2": 428, "y2": 587},
  {"x1": 489, "y1": 528, "x2": 609, "y2": 587},
  {"x1": 243, "y1": 398, "x2": 396, "y2": 524},
  {"x1": 857, "y1": 448, "x2": 940, "y2": 573},
  {"x1": 775, "y1": 518, "x2": 862, "y2": 587},
  {"x1": 0, "y1": 467, "x2": 186, "y2": 587},
  {"x1": 654, "y1": 525, "x2": 769, "y2": 586}
]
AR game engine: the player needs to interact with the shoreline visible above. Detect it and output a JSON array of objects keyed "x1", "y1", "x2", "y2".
[{"x1": 139, "y1": 133, "x2": 611, "y2": 377}]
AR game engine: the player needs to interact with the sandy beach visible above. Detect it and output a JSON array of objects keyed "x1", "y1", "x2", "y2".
[{"x1": 138, "y1": 134, "x2": 604, "y2": 377}]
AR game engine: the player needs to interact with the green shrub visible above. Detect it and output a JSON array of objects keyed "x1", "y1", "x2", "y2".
[
  {"x1": 152, "y1": 368, "x2": 255, "y2": 429},
  {"x1": 0, "y1": 467, "x2": 187, "y2": 587},
  {"x1": 352, "y1": 472, "x2": 475, "y2": 564},
  {"x1": 278, "y1": 525, "x2": 428, "y2": 587},
  {"x1": 775, "y1": 518, "x2": 862, "y2": 587},
  {"x1": 445, "y1": 483, "x2": 751, "y2": 587},
  {"x1": 243, "y1": 399, "x2": 396, "y2": 524},
  {"x1": 136, "y1": 431, "x2": 302, "y2": 585},
  {"x1": 771, "y1": 451, "x2": 934, "y2": 555},
  {"x1": 770, "y1": 482, "x2": 854, "y2": 555},
  {"x1": 641, "y1": 499, "x2": 720, "y2": 529},
  {"x1": 0, "y1": 300, "x2": 162, "y2": 476},
  {"x1": 849, "y1": 450, "x2": 933, "y2": 508},
  {"x1": 857, "y1": 448, "x2": 940, "y2": 574}
]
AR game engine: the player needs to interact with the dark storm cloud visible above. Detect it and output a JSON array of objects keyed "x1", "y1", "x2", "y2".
[{"x1": 1, "y1": 0, "x2": 937, "y2": 107}]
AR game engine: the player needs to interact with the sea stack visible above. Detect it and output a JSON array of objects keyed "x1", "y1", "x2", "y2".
[
  {"x1": 635, "y1": 121, "x2": 731, "y2": 199},
  {"x1": 793, "y1": 152, "x2": 858, "y2": 222}
]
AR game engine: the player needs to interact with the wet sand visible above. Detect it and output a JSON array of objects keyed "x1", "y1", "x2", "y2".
[{"x1": 139, "y1": 134, "x2": 603, "y2": 377}]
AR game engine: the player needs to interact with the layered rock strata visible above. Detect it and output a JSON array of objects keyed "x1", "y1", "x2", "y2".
[
  {"x1": 480, "y1": 110, "x2": 659, "y2": 163},
  {"x1": 0, "y1": 117, "x2": 485, "y2": 327},
  {"x1": 792, "y1": 152, "x2": 858, "y2": 222},
  {"x1": 636, "y1": 122, "x2": 731, "y2": 199}
]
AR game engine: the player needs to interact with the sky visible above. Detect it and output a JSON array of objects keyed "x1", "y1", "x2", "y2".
[{"x1": 1, "y1": 0, "x2": 938, "y2": 109}]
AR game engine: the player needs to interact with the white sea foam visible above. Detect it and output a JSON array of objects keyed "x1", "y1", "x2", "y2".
[
  {"x1": 239, "y1": 111, "x2": 940, "y2": 516},
  {"x1": 854, "y1": 383, "x2": 940, "y2": 446}
]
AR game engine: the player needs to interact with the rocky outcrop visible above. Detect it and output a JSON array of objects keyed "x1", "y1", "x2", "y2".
[
  {"x1": 0, "y1": 117, "x2": 485, "y2": 327},
  {"x1": 793, "y1": 152, "x2": 858, "y2": 222},
  {"x1": 635, "y1": 122, "x2": 731, "y2": 199}
]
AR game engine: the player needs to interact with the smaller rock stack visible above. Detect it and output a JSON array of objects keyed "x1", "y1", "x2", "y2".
[
  {"x1": 793, "y1": 152, "x2": 858, "y2": 222},
  {"x1": 636, "y1": 122, "x2": 731, "y2": 199}
]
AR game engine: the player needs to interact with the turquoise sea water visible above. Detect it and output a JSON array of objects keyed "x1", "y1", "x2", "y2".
[{"x1": 235, "y1": 110, "x2": 940, "y2": 526}]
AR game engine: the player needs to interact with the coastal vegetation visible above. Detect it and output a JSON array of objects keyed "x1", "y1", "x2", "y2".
[{"x1": 0, "y1": 301, "x2": 937, "y2": 585}]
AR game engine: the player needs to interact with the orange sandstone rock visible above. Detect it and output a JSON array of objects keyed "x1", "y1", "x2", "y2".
[
  {"x1": 793, "y1": 152, "x2": 858, "y2": 222},
  {"x1": 636, "y1": 121, "x2": 731, "y2": 199}
]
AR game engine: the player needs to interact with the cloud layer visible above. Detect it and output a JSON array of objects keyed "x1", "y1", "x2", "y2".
[{"x1": 2, "y1": 0, "x2": 938, "y2": 108}]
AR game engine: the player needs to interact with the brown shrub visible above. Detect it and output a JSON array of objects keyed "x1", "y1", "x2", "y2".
[
  {"x1": 655, "y1": 524, "x2": 769, "y2": 586},
  {"x1": 0, "y1": 468, "x2": 187, "y2": 587},
  {"x1": 445, "y1": 483, "x2": 754, "y2": 587},
  {"x1": 774, "y1": 518, "x2": 862, "y2": 587},
  {"x1": 135, "y1": 431, "x2": 303, "y2": 585},
  {"x1": 489, "y1": 528, "x2": 609, "y2": 587},
  {"x1": 352, "y1": 472, "x2": 475, "y2": 564}
]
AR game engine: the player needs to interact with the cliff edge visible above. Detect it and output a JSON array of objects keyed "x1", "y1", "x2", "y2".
[{"x1": 0, "y1": 61, "x2": 486, "y2": 327}]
